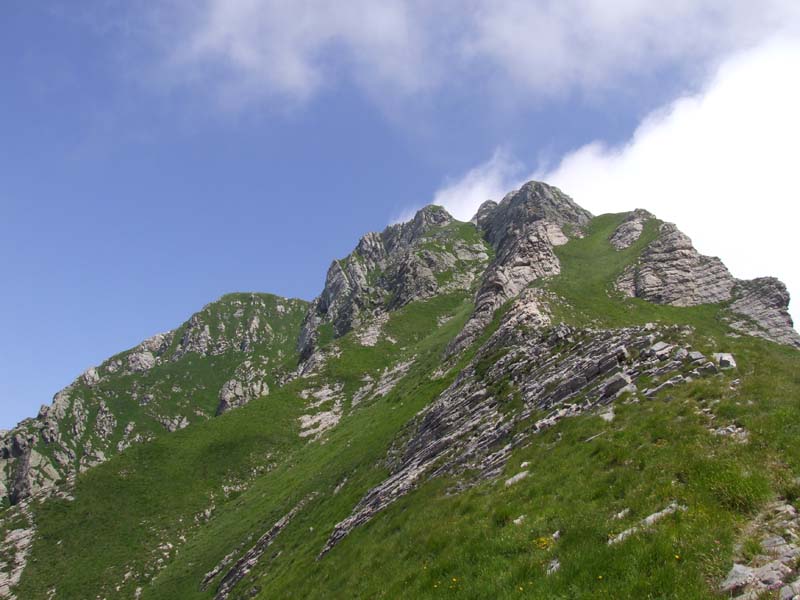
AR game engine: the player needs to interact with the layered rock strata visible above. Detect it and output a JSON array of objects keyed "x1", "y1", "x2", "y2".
[
  {"x1": 446, "y1": 181, "x2": 593, "y2": 357},
  {"x1": 320, "y1": 290, "x2": 720, "y2": 556}
]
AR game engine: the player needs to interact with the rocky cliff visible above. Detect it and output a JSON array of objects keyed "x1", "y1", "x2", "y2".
[
  {"x1": 297, "y1": 204, "x2": 491, "y2": 368},
  {"x1": 613, "y1": 215, "x2": 800, "y2": 347}
]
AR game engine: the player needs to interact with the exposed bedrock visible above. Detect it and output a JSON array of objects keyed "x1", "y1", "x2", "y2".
[
  {"x1": 615, "y1": 219, "x2": 799, "y2": 346},
  {"x1": 298, "y1": 204, "x2": 490, "y2": 363},
  {"x1": 320, "y1": 290, "x2": 716, "y2": 557},
  {"x1": 615, "y1": 222, "x2": 734, "y2": 307},
  {"x1": 446, "y1": 181, "x2": 593, "y2": 357}
]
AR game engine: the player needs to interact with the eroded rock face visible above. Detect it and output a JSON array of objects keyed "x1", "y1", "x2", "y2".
[
  {"x1": 172, "y1": 296, "x2": 285, "y2": 360},
  {"x1": 446, "y1": 181, "x2": 592, "y2": 357},
  {"x1": 298, "y1": 204, "x2": 491, "y2": 363},
  {"x1": 0, "y1": 293, "x2": 307, "y2": 505},
  {"x1": 0, "y1": 435, "x2": 61, "y2": 505},
  {"x1": 615, "y1": 222, "x2": 735, "y2": 306},
  {"x1": 320, "y1": 290, "x2": 713, "y2": 557},
  {"x1": 0, "y1": 501, "x2": 35, "y2": 600},
  {"x1": 614, "y1": 221, "x2": 799, "y2": 347},
  {"x1": 609, "y1": 209, "x2": 653, "y2": 250},
  {"x1": 727, "y1": 278, "x2": 800, "y2": 347},
  {"x1": 217, "y1": 358, "x2": 271, "y2": 415}
]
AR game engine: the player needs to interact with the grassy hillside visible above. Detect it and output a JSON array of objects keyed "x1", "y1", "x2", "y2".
[{"x1": 5, "y1": 213, "x2": 800, "y2": 599}]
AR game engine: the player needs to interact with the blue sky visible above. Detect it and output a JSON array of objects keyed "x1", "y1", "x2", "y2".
[{"x1": 2, "y1": 1, "x2": 799, "y2": 428}]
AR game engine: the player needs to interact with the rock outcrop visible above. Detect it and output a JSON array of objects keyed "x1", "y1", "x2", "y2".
[
  {"x1": 320, "y1": 288, "x2": 717, "y2": 556},
  {"x1": 217, "y1": 358, "x2": 271, "y2": 415},
  {"x1": 615, "y1": 222, "x2": 734, "y2": 306},
  {"x1": 720, "y1": 501, "x2": 800, "y2": 599},
  {"x1": 615, "y1": 219, "x2": 799, "y2": 347},
  {"x1": 728, "y1": 278, "x2": 800, "y2": 347},
  {"x1": 446, "y1": 181, "x2": 592, "y2": 357},
  {"x1": 0, "y1": 500, "x2": 35, "y2": 600},
  {"x1": 207, "y1": 493, "x2": 317, "y2": 600},
  {"x1": 0, "y1": 293, "x2": 307, "y2": 505},
  {"x1": 298, "y1": 205, "x2": 490, "y2": 364},
  {"x1": 609, "y1": 209, "x2": 653, "y2": 250}
]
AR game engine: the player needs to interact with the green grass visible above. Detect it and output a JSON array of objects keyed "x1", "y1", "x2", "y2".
[
  {"x1": 13, "y1": 291, "x2": 476, "y2": 599},
  {"x1": 7, "y1": 212, "x2": 800, "y2": 599}
]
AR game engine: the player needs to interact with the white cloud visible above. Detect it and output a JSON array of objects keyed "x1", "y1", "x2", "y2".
[
  {"x1": 154, "y1": 1, "x2": 800, "y2": 107},
  {"x1": 162, "y1": 0, "x2": 429, "y2": 106},
  {"x1": 466, "y1": 0, "x2": 799, "y2": 97},
  {"x1": 432, "y1": 149, "x2": 524, "y2": 221},
  {"x1": 433, "y1": 37, "x2": 800, "y2": 321}
]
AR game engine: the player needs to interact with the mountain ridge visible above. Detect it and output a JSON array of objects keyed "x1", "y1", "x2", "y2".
[{"x1": 1, "y1": 181, "x2": 799, "y2": 600}]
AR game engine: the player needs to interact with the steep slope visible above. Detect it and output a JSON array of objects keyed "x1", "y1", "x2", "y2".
[
  {"x1": 447, "y1": 181, "x2": 592, "y2": 357},
  {"x1": 0, "y1": 293, "x2": 308, "y2": 505},
  {"x1": 297, "y1": 204, "x2": 491, "y2": 368},
  {"x1": 2, "y1": 181, "x2": 800, "y2": 600},
  {"x1": 614, "y1": 213, "x2": 800, "y2": 347}
]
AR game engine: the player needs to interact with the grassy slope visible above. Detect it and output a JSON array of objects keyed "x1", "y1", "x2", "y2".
[
  {"x1": 15, "y1": 289, "x2": 480, "y2": 598},
  {"x1": 3, "y1": 293, "x2": 309, "y2": 509},
  {"x1": 259, "y1": 214, "x2": 799, "y2": 599},
  {"x1": 11, "y1": 215, "x2": 800, "y2": 599}
]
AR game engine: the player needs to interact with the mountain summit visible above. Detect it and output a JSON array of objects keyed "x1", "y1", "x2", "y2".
[{"x1": 1, "y1": 182, "x2": 799, "y2": 599}]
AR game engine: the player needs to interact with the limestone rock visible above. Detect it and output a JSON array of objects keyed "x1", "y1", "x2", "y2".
[
  {"x1": 615, "y1": 222, "x2": 735, "y2": 306},
  {"x1": 94, "y1": 401, "x2": 117, "y2": 440},
  {"x1": 0, "y1": 514, "x2": 35, "y2": 599},
  {"x1": 211, "y1": 493, "x2": 316, "y2": 600},
  {"x1": 470, "y1": 199, "x2": 498, "y2": 228},
  {"x1": 719, "y1": 501, "x2": 800, "y2": 598},
  {"x1": 713, "y1": 353, "x2": 737, "y2": 369},
  {"x1": 319, "y1": 307, "x2": 707, "y2": 557},
  {"x1": 81, "y1": 367, "x2": 101, "y2": 386},
  {"x1": 298, "y1": 383, "x2": 345, "y2": 440},
  {"x1": 157, "y1": 415, "x2": 190, "y2": 433},
  {"x1": 216, "y1": 358, "x2": 271, "y2": 415},
  {"x1": 546, "y1": 558, "x2": 561, "y2": 575},
  {"x1": 297, "y1": 204, "x2": 490, "y2": 364},
  {"x1": 448, "y1": 181, "x2": 592, "y2": 357},
  {"x1": 609, "y1": 209, "x2": 653, "y2": 250},
  {"x1": 727, "y1": 278, "x2": 800, "y2": 347},
  {"x1": 613, "y1": 220, "x2": 799, "y2": 347},
  {"x1": 608, "y1": 502, "x2": 687, "y2": 545},
  {"x1": 128, "y1": 350, "x2": 155, "y2": 372},
  {"x1": 721, "y1": 564, "x2": 756, "y2": 593},
  {"x1": 504, "y1": 471, "x2": 529, "y2": 487}
]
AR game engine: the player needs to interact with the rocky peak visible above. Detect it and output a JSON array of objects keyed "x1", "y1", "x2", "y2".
[
  {"x1": 408, "y1": 204, "x2": 453, "y2": 233},
  {"x1": 382, "y1": 204, "x2": 454, "y2": 252},
  {"x1": 298, "y1": 205, "x2": 487, "y2": 363},
  {"x1": 470, "y1": 199, "x2": 498, "y2": 228},
  {"x1": 478, "y1": 181, "x2": 593, "y2": 248},
  {"x1": 0, "y1": 292, "x2": 308, "y2": 505},
  {"x1": 447, "y1": 181, "x2": 593, "y2": 357}
]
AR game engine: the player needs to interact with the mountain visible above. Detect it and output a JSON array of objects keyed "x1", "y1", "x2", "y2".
[{"x1": 1, "y1": 181, "x2": 799, "y2": 599}]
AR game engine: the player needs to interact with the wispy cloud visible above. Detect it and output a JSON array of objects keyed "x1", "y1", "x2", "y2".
[
  {"x1": 465, "y1": 0, "x2": 799, "y2": 97},
  {"x1": 159, "y1": 0, "x2": 430, "y2": 108},
  {"x1": 146, "y1": 1, "x2": 800, "y2": 108},
  {"x1": 432, "y1": 36, "x2": 800, "y2": 320},
  {"x1": 431, "y1": 149, "x2": 524, "y2": 221}
]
